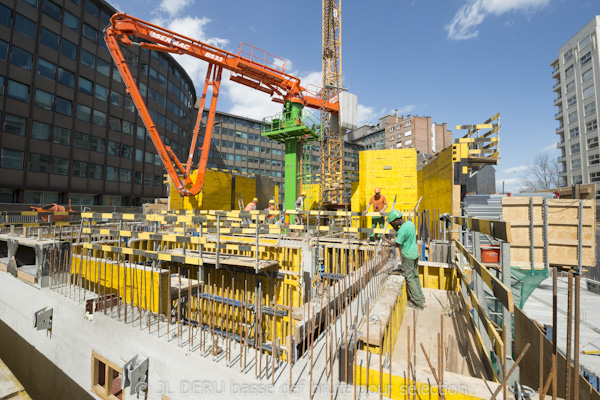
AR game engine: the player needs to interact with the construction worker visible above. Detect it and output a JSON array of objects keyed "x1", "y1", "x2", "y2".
[
  {"x1": 364, "y1": 187, "x2": 387, "y2": 241},
  {"x1": 243, "y1": 198, "x2": 258, "y2": 224},
  {"x1": 266, "y1": 199, "x2": 277, "y2": 224},
  {"x1": 382, "y1": 210, "x2": 426, "y2": 310},
  {"x1": 295, "y1": 192, "x2": 307, "y2": 224}
]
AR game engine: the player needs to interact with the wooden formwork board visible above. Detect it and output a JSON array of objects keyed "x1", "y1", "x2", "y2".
[{"x1": 501, "y1": 197, "x2": 596, "y2": 269}]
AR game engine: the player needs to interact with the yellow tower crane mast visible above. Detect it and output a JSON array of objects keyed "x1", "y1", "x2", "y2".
[{"x1": 320, "y1": 0, "x2": 344, "y2": 205}]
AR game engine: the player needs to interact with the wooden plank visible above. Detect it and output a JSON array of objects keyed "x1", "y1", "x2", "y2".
[
  {"x1": 454, "y1": 240, "x2": 514, "y2": 312},
  {"x1": 358, "y1": 277, "x2": 403, "y2": 346},
  {"x1": 453, "y1": 216, "x2": 512, "y2": 242}
]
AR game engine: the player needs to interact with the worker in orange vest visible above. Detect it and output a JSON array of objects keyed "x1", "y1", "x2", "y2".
[
  {"x1": 266, "y1": 199, "x2": 277, "y2": 224},
  {"x1": 243, "y1": 198, "x2": 258, "y2": 224},
  {"x1": 364, "y1": 187, "x2": 388, "y2": 241}
]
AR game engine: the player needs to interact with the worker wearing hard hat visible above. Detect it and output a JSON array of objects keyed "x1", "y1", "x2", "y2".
[
  {"x1": 382, "y1": 210, "x2": 425, "y2": 310},
  {"x1": 266, "y1": 199, "x2": 277, "y2": 224},
  {"x1": 243, "y1": 198, "x2": 258, "y2": 224},
  {"x1": 364, "y1": 187, "x2": 387, "y2": 241},
  {"x1": 295, "y1": 192, "x2": 307, "y2": 224}
]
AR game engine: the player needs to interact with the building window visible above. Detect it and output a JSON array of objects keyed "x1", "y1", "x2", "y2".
[
  {"x1": 58, "y1": 67, "x2": 75, "y2": 88},
  {"x1": 15, "y1": 14, "x2": 36, "y2": 39},
  {"x1": 29, "y1": 153, "x2": 49, "y2": 173},
  {"x1": 591, "y1": 172, "x2": 600, "y2": 183},
  {"x1": 390, "y1": 126, "x2": 394, "y2": 132},
  {"x1": 405, "y1": 139, "x2": 413, "y2": 146},
  {"x1": 582, "y1": 69, "x2": 593, "y2": 83},
  {"x1": 585, "y1": 102, "x2": 596, "y2": 117},
  {"x1": 73, "y1": 132, "x2": 89, "y2": 149},
  {"x1": 589, "y1": 153, "x2": 599, "y2": 165},
  {"x1": 144, "y1": 173, "x2": 153, "y2": 185},
  {"x1": 40, "y1": 27, "x2": 61, "y2": 51},
  {"x1": 72, "y1": 160, "x2": 87, "y2": 178},
  {"x1": 581, "y1": 51, "x2": 592, "y2": 66},
  {"x1": 81, "y1": 49, "x2": 95, "y2": 69},
  {"x1": 34, "y1": 89, "x2": 53, "y2": 110},
  {"x1": 122, "y1": 121, "x2": 133, "y2": 135},
  {"x1": 109, "y1": 117, "x2": 121, "y2": 132},
  {"x1": 1, "y1": 149, "x2": 23, "y2": 170},
  {"x1": 97, "y1": 58, "x2": 110, "y2": 76},
  {"x1": 580, "y1": 35, "x2": 591, "y2": 50},
  {"x1": 7, "y1": 80, "x2": 29, "y2": 102},
  {"x1": 107, "y1": 141, "x2": 120, "y2": 157},
  {"x1": 55, "y1": 97, "x2": 72, "y2": 116},
  {"x1": 106, "y1": 166, "x2": 118, "y2": 181},
  {"x1": 93, "y1": 110, "x2": 106, "y2": 127},
  {"x1": 53, "y1": 127, "x2": 70, "y2": 146},
  {"x1": 0, "y1": 4, "x2": 11, "y2": 27},
  {"x1": 0, "y1": 39, "x2": 7, "y2": 61},
  {"x1": 89, "y1": 164, "x2": 103, "y2": 179},
  {"x1": 565, "y1": 65, "x2": 574, "y2": 78},
  {"x1": 78, "y1": 77, "x2": 93, "y2": 95},
  {"x1": 569, "y1": 127, "x2": 579, "y2": 138},
  {"x1": 119, "y1": 169, "x2": 131, "y2": 183},
  {"x1": 405, "y1": 130, "x2": 412, "y2": 137},
  {"x1": 567, "y1": 95, "x2": 577, "y2": 108},
  {"x1": 588, "y1": 137, "x2": 598, "y2": 150},
  {"x1": 43, "y1": 0, "x2": 61, "y2": 21},
  {"x1": 32, "y1": 121, "x2": 51, "y2": 141},
  {"x1": 568, "y1": 110, "x2": 578, "y2": 124},
  {"x1": 37, "y1": 58, "x2": 56, "y2": 79},
  {"x1": 134, "y1": 171, "x2": 142, "y2": 184},
  {"x1": 83, "y1": 23, "x2": 97, "y2": 43},
  {"x1": 50, "y1": 156, "x2": 68, "y2": 175},
  {"x1": 145, "y1": 152, "x2": 154, "y2": 164},
  {"x1": 583, "y1": 85, "x2": 595, "y2": 100},
  {"x1": 76, "y1": 104, "x2": 92, "y2": 122},
  {"x1": 564, "y1": 49, "x2": 573, "y2": 62},
  {"x1": 63, "y1": 10, "x2": 79, "y2": 32},
  {"x1": 60, "y1": 39, "x2": 77, "y2": 60},
  {"x1": 10, "y1": 46, "x2": 32, "y2": 70},
  {"x1": 573, "y1": 175, "x2": 583, "y2": 184},
  {"x1": 571, "y1": 158, "x2": 581, "y2": 170},
  {"x1": 571, "y1": 143, "x2": 580, "y2": 154},
  {"x1": 121, "y1": 145, "x2": 132, "y2": 159},
  {"x1": 4, "y1": 114, "x2": 26, "y2": 136},
  {"x1": 566, "y1": 81, "x2": 575, "y2": 93},
  {"x1": 586, "y1": 119, "x2": 598, "y2": 133}
]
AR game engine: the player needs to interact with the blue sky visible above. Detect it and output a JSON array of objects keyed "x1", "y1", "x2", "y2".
[{"x1": 108, "y1": 0, "x2": 599, "y2": 192}]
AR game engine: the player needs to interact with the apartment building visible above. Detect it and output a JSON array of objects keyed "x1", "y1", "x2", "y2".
[
  {"x1": 386, "y1": 114, "x2": 452, "y2": 155},
  {"x1": 0, "y1": 0, "x2": 195, "y2": 206},
  {"x1": 552, "y1": 16, "x2": 600, "y2": 194}
]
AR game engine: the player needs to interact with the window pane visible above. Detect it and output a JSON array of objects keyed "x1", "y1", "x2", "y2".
[
  {"x1": 106, "y1": 166, "x2": 118, "y2": 181},
  {"x1": 7, "y1": 80, "x2": 29, "y2": 102},
  {"x1": 109, "y1": 116, "x2": 121, "y2": 132},
  {"x1": 58, "y1": 67, "x2": 75, "y2": 87},
  {"x1": 100, "y1": 10, "x2": 110, "y2": 26},
  {"x1": 85, "y1": 0, "x2": 99, "y2": 16},
  {"x1": 34, "y1": 89, "x2": 54, "y2": 110},
  {"x1": 1, "y1": 149, "x2": 23, "y2": 170},
  {"x1": 53, "y1": 126, "x2": 70, "y2": 145},
  {"x1": 10, "y1": 46, "x2": 33, "y2": 70},
  {"x1": 97, "y1": 58, "x2": 110, "y2": 76},
  {"x1": 55, "y1": 97, "x2": 72, "y2": 116},
  {"x1": 32, "y1": 121, "x2": 51, "y2": 141},
  {"x1": 107, "y1": 140, "x2": 120, "y2": 156},
  {"x1": 73, "y1": 132, "x2": 89, "y2": 149},
  {"x1": 120, "y1": 169, "x2": 131, "y2": 182},
  {"x1": 583, "y1": 85, "x2": 595, "y2": 100},
  {"x1": 76, "y1": 104, "x2": 91, "y2": 122},
  {"x1": 72, "y1": 160, "x2": 87, "y2": 177},
  {"x1": 121, "y1": 144, "x2": 132, "y2": 159},
  {"x1": 78, "y1": 76, "x2": 93, "y2": 95},
  {"x1": 0, "y1": 39, "x2": 7, "y2": 61},
  {"x1": 60, "y1": 39, "x2": 77, "y2": 59},
  {"x1": 144, "y1": 173, "x2": 153, "y2": 185},
  {"x1": 50, "y1": 156, "x2": 68, "y2": 175},
  {"x1": 40, "y1": 27, "x2": 59, "y2": 50},
  {"x1": 90, "y1": 137, "x2": 105, "y2": 153},
  {"x1": 83, "y1": 23, "x2": 97, "y2": 42},
  {"x1": 15, "y1": 14, "x2": 36, "y2": 38},
  {"x1": 43, "y1": 0, "x2": 61, "y2": 21},
  {"x1": 122, "y1": 120, "x2": 133, "y2": 135},
  {"x1": 89, "y1": 164, "x2": 103, "y2": 179},
  {"x1": 63, "y1": 10, "x2": 79, "y2": 32},
  {"x1": 92, "y1": 110, "x2": 106, "y2": 127},
  {"x1": 37, "y1": 58, "x2": 56, "y2": 79},
  {"x1": 29, "y1": 153, "x2": 49, "y2": 173},
  {"x1": 111, "y1": 91, "x2": 123, "y2": 107},
  {"x1": 94, "y1": 84, "x2": 108, "y2": 101},
  {"x1": 0, "y1": 4, "x2": 11, "y2": 27},
  {"x1": 81, "y1": 49, "x2": 95, "y2": 69},
  {"x1": 4, "y1": 114, "x2": 27, "y2": 136}
]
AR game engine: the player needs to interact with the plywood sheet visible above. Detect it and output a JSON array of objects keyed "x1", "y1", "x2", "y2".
[{"x1": 502, "y1": 197, "x2": 596, "y2": 269}]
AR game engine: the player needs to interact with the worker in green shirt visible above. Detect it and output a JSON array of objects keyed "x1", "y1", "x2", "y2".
[{"x1": 382, "y1": 210, "x2": 426, "y2": 309}]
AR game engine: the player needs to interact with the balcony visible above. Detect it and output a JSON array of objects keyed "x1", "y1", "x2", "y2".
[
  {"x1": 556, "y1": 126, "x2": 564, "y2": 133},
  {"x1": 555, "y1": 110, "x2": 563, "y2": 118},
  {"x1": 552, "y1": 67, "x2": 560, "y2": 77},
  {"x1": 557, "y1": 141, "x2": 565, "y2": 147},
  {"x1": 553, "y1": 81, "x2": 562, "y2": 90},
  {"x1": 554, "y1": 95, "x2": 562, "y2": 105}
]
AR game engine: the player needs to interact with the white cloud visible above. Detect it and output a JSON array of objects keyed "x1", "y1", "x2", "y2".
[
  {"x1": 541, "y1": 142, "x2": 558, "y2": 152},
  {"x1": 157, "y1": 0, "x2": 194, "y2": 17},
  {"x1": 395, "y1": 105, "x2": 415, "y2": 115},
  {"x1": 105, "y1": 0, "x2": 122, "y2": 11},
  {"x1": 446, "y1": 0, "x2": 550, "y2": 40},
  {"x1": 502, "y1": 164, "x2": 529, "y2": 174},
  {"x1": 357, "y1": 104, "x2": 377, "y2": 126}
]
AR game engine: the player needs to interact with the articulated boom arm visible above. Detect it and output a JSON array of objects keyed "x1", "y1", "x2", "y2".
[{"x1": 104, "y1": 13, "x2": 338, "y2": 196}]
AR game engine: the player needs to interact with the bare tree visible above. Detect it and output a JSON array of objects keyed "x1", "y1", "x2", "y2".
[{"x1": 521, "y1": 152, "x2": 562, "y2": 192}]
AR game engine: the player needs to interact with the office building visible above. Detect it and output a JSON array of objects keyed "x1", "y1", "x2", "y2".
[
  {"x1": 0, "y1": 0, "x2": 195, "y2": 206},
  {"x1": 552, "y1": 16, "x2": 599, "y2": 193}
]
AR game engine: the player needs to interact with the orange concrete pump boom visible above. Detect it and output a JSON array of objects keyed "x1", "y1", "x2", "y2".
[{"x1": 104, "y1": 13, "x2": 338, "y2": 196}]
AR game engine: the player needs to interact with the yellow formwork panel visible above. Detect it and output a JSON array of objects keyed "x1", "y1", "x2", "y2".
[
  {"x1": 70, "y1": 254, "x2": 170, "y2": 314},
  {"x1": 234, "y1": 175, "x2": 256, "y2": 208},
  {"x1": 168, "y1": 169, "x2": 233, "y2": 211},
  {"x1": 357, "y1": 149, "x2": 418, "y2": 231}
]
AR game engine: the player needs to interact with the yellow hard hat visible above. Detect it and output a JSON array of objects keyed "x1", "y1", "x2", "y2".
[
  {"x1": 253, "y1": 198, "x2": 258, "y2": 202},
  {"x1": 301, "y1": 192, "x2": 307, "y2": 196},
  {"x1": 269, "y1": 199, "x2": 275, "y2": 204}
]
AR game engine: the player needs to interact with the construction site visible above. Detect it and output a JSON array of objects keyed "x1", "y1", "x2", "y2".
[{"x1": 0, "y1": 2, "x2": 599, "y2": 400}]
